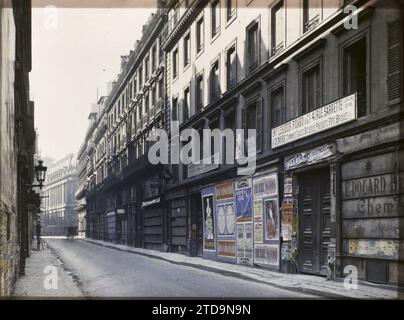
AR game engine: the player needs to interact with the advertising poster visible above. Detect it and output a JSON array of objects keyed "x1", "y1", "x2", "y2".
[
  {"x1": 253, "y1": 173, "x2": 278, "y2": 198},
  {"x1": 253, "y1": 199, "x2": 263, "y2": 243},
  {"x1": 218, "y1": 240, "x2": 236, "y2": 257},
  {"x1": 254, "y1": 244, "x2": 279, "y2": 266},
  {"x1": 202, "y1": 194, "x2": 215, "y2": 251},
  {"x1": 235, "y1": 187, "x2": 252, "y2": 222},
  {"x1": 236, "y1": 222, "x2": 254, "y2": 265},
  {"x1": 216, "y1": 181, "x2": 236, "y2": 259},
  {"x1": 217, "y1": 203, "x2": 236, "y2": 236},
  {"x1": 264, "y1": 199, "x2": 279, "y2": 241}
]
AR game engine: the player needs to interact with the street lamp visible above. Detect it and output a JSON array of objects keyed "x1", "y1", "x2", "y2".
[{"x1": 35, "y1": 160, "x2": 47, "y2": 189}]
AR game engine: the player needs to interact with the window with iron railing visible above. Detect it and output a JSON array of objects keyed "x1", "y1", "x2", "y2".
[
  {"x1": 226, "y1": 45, "x2": 237, "y2": 90},
  {"x1": 210, "y1": 60, "x2": 220, "y2": 101},
  {"x1": 196, "y1": 16, "x2": 204, "y2": 53},
  {"x1": 303, "y1": 0, "x2": 320, "y2": 33},
  {"x1": 247, "y1": 22, "x2": 259, "y2": 73},
  {"x1": 271, "y1": 0, "x2": 285, "y2": 57}
]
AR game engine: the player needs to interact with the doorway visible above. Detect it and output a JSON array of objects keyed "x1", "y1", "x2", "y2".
[
  {"x1": 190, "y1": 193, "x2": 203, "y2": 257},
  {"x1": 298, "y1": 168, "x2": 331, "y2": 275}
]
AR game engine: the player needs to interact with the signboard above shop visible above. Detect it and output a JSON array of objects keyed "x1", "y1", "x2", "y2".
[
  {"x1": 284, "y1": 144, "x2": 335, "y2": 171},
  {"x1": 272, "y1": 94, "x2": 357, "y2": 148}
]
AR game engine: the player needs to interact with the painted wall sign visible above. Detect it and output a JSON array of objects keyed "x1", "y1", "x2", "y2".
[
  {"x1": 337, "y1": 122, "x2": 400, "y2": 154},
  {"x1": 272, "y1": 93, "x2": 357, "y2": 148},
  {"x1": 235, "y1": 186, "x2": 252, "y2": 222},
  {"x1": 218, "y1": 240, "x2": 236, "y2": 257},
  {"x1": 342, "y1": 195, "x2": 404, "y2": 219},
  {"x1": 254, "y1": 244, "x2": 279, "y2": 266},
  {"x1": 342, "y1": 174, "x2": 399, "y2": 200},
  {"x1": 343, "y1": 218, "x2": 404, "y2": 239},
  {"x1": 284, "y1": 144, "x2": 335, "y2": 171},
  {"x1": 264, "y1": 199, "x2": 279, "y2": 241},
  {"x1": 253, "y1": 173, "x2": 278, "y2": 198},
  {"x1": 236, "y1": 222, "x2": 254, "y2": 265},
  {"x1": 202, "y1": 194, "x2": 215, "y2": 251},
  {"x1": 346, "y1": 239, "x2": 404, "y2": 259},
  {"x1": 217, "y1": 203, "x2": 236, "y2": 235},
  {"x1": 253, "y1": 199, "x2": 264, "y2": 243}
]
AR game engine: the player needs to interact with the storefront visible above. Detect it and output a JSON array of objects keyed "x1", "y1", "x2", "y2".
[
  {"x1": 336, "y1": 122, "x2": 404, "y2": 284},
  {"x1": 142, "y1": 197, "x2": 164, "y2": 251}
]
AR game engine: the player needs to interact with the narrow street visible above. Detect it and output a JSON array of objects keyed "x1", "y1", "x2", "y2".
[{"x1": 44, "y1": 238, "x2": 317, "y2": 298}]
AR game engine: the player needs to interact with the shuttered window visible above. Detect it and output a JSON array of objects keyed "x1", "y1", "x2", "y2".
[
  {"x1": 387, "y1": 18, "x2": 402, "y2": 104},
  {"x1": 243, "y1": 98, "x2": 262, "y2": 154}
]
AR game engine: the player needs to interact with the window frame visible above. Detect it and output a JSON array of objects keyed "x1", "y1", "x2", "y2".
[
  {"x1": 299, "y1": 56, "x2": 323, "y2": 115},
  {"x1": 210, "y1": 55, "x2": 221, "y2": 102},
  {"x1": 246, "y1": 17, "x2": 261, "y2": 74}
]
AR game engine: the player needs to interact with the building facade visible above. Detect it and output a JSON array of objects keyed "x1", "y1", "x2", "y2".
[
  {"x1": 161, "y1": 0, "x2": 404, "y2": 285},
  {"x1": 81, "y1": 8, "x2": 167, "y2": 249},
  {"x1": 81, "y1": 0, "x2": 404, "y2": 287},
  {"x1": 0, "y1": 0, "x2": 37, "y2": 296},
  {"x1": 41, "y1": 154, "x2": 78, "y2": 236}
]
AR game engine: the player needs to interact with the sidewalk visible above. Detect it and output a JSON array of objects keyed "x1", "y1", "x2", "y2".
[
  {"x1": 12, "y1": 241, "x2": 82, "y2": 298},
  {"x1": 81, "y1": 238, "x2": 401, "y2": 299}
]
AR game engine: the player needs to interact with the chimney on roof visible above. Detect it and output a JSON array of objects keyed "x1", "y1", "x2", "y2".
[{"x1": 120, "y1": 55, "x2": 129, "y2": 71}]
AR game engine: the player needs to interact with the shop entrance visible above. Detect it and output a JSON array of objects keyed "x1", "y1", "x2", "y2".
[
  {"x1": 298, "y1": 168, "x2": 331, "y2": 275},
  {"x1": 190, "y1": 193, "x2": 203, "y2": 257}
]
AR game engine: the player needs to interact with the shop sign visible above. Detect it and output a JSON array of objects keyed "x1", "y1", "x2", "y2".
[
  {"x1": 342, "y1": 174, "x2": 398, "y2": 200},
  {"x1": 337, "y1": 122, "x2": 400, "y2": 154},
  {"x1": 284, "y1": 144, "x2": 335, "y2": 171},
  {"x1": 116, "y1": 209, "x2": 125, "y2": 215},
  {"x1": 347, "y1": 239, "x2": 403, "y2": 259},
  {"x1": 343, "y1": 218, "x2": 403, "y2": 239},
  {"x1": 254, "y1": 244, "x2": 279, "y2": 266},
  {"x1": 272, "y1": 94, "x2": 357, "y2": 148},
  {"x1": 142, "y1": 197, "x2": 160, "y2": 208}
]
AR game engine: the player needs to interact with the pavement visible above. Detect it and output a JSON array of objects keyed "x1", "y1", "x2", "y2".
[
  {"x1": 81, "y1": 238, "x2": 402, "y2": 299},
  {"x1": 12, "y1": 241, "x2": 83, "y2": 298}
]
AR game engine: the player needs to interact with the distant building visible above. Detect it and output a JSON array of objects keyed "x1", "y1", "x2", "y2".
[{"x1": 41, "y1": 154, "x2": 78, "y2": 236}]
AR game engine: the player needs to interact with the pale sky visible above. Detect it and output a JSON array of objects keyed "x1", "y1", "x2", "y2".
[{"x1": 31, "y1": 7, "x2": 155, "y2": 161}]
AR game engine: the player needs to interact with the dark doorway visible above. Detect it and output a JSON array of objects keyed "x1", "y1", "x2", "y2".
[
  {"x1": 298, "y1": 168, "x2": 331, "y2": 275},
  {"x1": 190, "y1": 193, "x2": 203, "y2": 257}
]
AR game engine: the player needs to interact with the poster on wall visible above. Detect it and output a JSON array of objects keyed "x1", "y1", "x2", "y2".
[
  {"x1": 235, "y1": 187, "x2": 252, "y2": 222},
  {"x1": 217, "y1": 203, "x2": 236, "y2": 235},
  {"x1": 253, "y1": 173, "x2": 278, "y2": 198},
  {"x1": 254, "y1": 244, "x2": 279, "y2": 266},
  {"x1": 218, "y1": 240, "x2": 236, "y2": 257},
  {"x1": 202, "y1": 194, "x2": 215, "y2": 251},
  {"x1": 264, "y1": 199, "x2": 279, "y2": 241},
  {"x1": 253, "y1": 199, "x2": 264, "y2": 243},
  {"x1": 236, "y1": 222, "x2": 254, "y2": 265}
]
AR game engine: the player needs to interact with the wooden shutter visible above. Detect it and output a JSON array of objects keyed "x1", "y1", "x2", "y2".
[
  {"x1": 387, "y1": 18, "x2": 402, "y2": 104},
  {"x1": 256, "y1": 98, "x2": 263, "y2": 153}
]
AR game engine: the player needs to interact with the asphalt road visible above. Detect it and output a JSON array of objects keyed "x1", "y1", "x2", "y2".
[{"x1": 45, "y1": 238, "x2": 318, "y2": 298}]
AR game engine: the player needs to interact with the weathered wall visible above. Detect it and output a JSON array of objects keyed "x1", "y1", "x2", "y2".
[{"x1": 0, "y1": 3, "x2": 18, "y2": 297}]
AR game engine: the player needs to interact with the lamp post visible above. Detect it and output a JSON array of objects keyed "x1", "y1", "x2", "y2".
[{"x1": 26, "y1": 160, "x2": 47, "y2": 190}]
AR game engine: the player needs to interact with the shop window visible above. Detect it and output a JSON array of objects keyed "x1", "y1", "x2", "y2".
[{"x1": 343, "y1": 37, "x2": 367, "y2": 117}]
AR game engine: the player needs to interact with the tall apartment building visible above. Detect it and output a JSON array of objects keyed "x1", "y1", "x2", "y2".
[
  {"x1": 41, "y1": 154, "x2": 78, "y2": 236},
  {"x1": 81, "y1": 9, "x2": 167, "y2": 249},
  {"x1": 161, "y1": 0, "x2": 404, "y2": 285}
]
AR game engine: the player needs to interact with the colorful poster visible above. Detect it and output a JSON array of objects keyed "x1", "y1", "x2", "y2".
[
  {"x1": 216, "y1": 181, "x2": 234, "y2": 200},
  {"x1": 202, "y1": 194, "x2": 215, "y2": 251},
  {"x1": 253, "y1": 199, "x2": 263, "y2": 243},
  {"x1": 253, "y1": 173, "x2": 278, "y2": 198},
  {"x1": 217, "y1": 203, "x2": 236, "y2": 236},
  {"x1": 254, "y1": 244, "x2": 279, "y2": 266},
  {"x1": 218, "y1": 240, "x2": 236, "y2": 257},
  {"x1": 235, "y1": 186, "x2": 252, "y2": 222},
  {"x1": 236, "y1": 222, "x2": 254, "y2": 265},
  {"x1": 264, "y1": 199, "x2": 279, "y2": 241}
]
